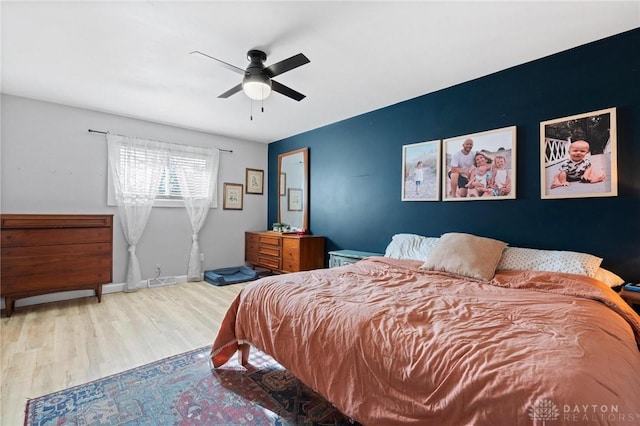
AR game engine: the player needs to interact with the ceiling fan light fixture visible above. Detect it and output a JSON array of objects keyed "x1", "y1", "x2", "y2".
[
  {"x1": 199, "y1": 48, "x2": 308, "y2": 102},
  {"x1": 242, "y1": 74, "x2": 272, "y2": 100}
]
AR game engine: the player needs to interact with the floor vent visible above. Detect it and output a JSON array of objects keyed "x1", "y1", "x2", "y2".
[{"x1": 148, "y1": 276, "x2": 178, "y2": 288}]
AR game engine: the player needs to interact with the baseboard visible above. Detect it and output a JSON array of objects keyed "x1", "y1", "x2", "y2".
[{"x1": 0, "y1": 275, "x2": 188, "y2": 311}]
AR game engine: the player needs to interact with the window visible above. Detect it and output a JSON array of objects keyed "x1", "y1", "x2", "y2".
[
  {"x1": 107, "y1": 137, "x2": 219, "y2": 208},
  {"x1": 156, "y1": 156, "x2": 209, "y2": 200}
]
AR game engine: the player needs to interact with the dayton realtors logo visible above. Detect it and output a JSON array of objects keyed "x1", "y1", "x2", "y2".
[
  {"x1": 528, "y1": 399, "x2": 560, "y2": 425},
  {"x1": 529, "y1": 399, "x2": 640, "y2": 424}
]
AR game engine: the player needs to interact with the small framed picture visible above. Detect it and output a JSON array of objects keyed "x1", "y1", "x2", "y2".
[
  {"x1": 540, "y1": 107, "x2": 617, "y2": 199},
  {"x1": 223, "y1": 183, "x2": 243, "y2": 210},
  {"x1": 279, "y1": 173, "x2": 286, "y2": 196},
  {"x1": 288, "y1": 188, "x2": 303, "y2": 211},
  {"x1": 442, "y1": 126, "x2": 517, "y2": 201},
  {"x1": 245, "y1": 168, "x2": 264, "y2": 194},
  {"x1": 401, "y1": 139, "x2": 441, "y2": 201}
]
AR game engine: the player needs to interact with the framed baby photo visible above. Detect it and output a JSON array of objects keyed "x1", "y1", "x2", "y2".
[
  {"x1": 441, "y1": 126, "x2": 517, "y2": 202},
  {"x1": 223, "y1": 182, "x2": 243, "y2": 210},
  {"x1": 540, "y1": 107, "x2": 617, "y2": 200},
  {"x1": 401, "y1": 140, "x2": 441, "y2": 201}
]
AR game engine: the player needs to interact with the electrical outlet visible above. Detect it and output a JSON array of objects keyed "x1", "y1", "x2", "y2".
[{"x1": 199, "y1": 253, "x2": 204, "y2": 261}]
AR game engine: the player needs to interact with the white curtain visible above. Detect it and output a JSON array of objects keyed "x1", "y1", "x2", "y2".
[
  {"x1": 174, "y1": 147, "x2": 220, "y2": 281},
  {"x1": 107, "y1": 135, "x2": 166, "y2": 292}
]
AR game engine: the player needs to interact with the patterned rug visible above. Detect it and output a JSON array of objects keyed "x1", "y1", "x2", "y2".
[{"x1": 25, "y1": 346, "x2": 359, "y2": 425}]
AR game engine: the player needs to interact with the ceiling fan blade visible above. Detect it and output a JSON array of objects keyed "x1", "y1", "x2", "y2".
[
  {"x1": 271, "y1": 80, "x2": 306, "y2": 101},
  {"x1": 190, "y1": 51, "x2": 245, "y2": 75},
  {"x1": 264, "y1": 53, "x2": 310, "y2": 78},
  {"x1": 218, "y1": 84, "x2": 242, "y2": 98}
]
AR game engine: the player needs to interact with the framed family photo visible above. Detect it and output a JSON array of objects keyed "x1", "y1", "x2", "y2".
[
  {"x1": 223, "y1": 182, "x2": 243, "y2": 210},
  {"x1": 401, "y1": 140, "x2": 441, "y2": 201},
  {"x1": 442, "y1": 126, "x2": 517, "y2": 201},
  {"x1": 540, "y1": 107, "x2": 617, "y2": 200},
  {"x1": 245, "y1": 168, "x2": 264, "y2": 194}
]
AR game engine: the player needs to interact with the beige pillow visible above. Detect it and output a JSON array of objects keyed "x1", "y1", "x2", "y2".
[
  {"x1": 420, "y1": 233, "x2": 507, "y2": 281},
  {"x1": 594, "y1": 267, "x2": 625, "y2": 287}
]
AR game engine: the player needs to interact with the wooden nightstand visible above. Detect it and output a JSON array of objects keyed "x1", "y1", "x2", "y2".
[
  {"x1": 620, "y1": 286, "x2": 640, "y2": 307},
  {"x1": 328, "y1": 250, "x2": 383, "y2": 268}
]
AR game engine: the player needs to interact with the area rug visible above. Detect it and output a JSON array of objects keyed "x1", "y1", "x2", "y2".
[{"x1": 25, "y1": 346, "x2": 359, "y2": 425}]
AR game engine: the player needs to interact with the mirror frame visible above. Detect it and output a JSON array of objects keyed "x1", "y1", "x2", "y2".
[{"x1": 277, "y1": 147, "x2": 309, "y2": 230}]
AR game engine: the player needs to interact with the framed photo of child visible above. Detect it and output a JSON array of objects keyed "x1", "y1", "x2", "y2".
[
  {"x1": 401, "y1": 140, "x2": 441, "y2": 201},
  {"x1": 540, "y1": 107, "x2": 617, "y2": 200},
  {"x1": 442, "y1": 126, "x2": 517, "y2": 201}
]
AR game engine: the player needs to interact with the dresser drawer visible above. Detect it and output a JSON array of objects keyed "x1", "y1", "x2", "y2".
[
  {"x1": 0, "y1": 214, "x2": 112, "y2": 229},
  {"x1": 283, "y1": 238, "x2": 300, "y2": 254},
  {"x1": 246, "y1": 233, "x2": 259, "y2": 245},
  {"x1": 2, "y1": 242, "x2": 112, "y2": 259},
  {"x1": 258, "y1": 245, "x2": 281, "y2": 258},
  {"x1": 283, "y1": 246, "x2": 300, "y2": 261},
  {"x1": 1, "y1": 254, "x2": 112, "y2": 290},
  {"x1": 282, "y1": 238, "x2": 301, "y2": 272},
  {"x1": 258, "y1": 255, "x2": 281, "y2": 270},
  {"x1": 2, "y1": 228, "x2": 112, "y2": 247},
  {"x1": 258, "y1": 234, "x2": 281, "y2": 247},
  {"x1": 245, "y1": 233, "x2": 259, "y2": 263}
]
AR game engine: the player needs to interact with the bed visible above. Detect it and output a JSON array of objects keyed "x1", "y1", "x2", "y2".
[{"x1": 211, "y1": 233, "x2": 640, "y2": 425}]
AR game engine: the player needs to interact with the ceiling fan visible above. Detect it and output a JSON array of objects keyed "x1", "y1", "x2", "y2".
[{"x1": 191, "y1": 49, "x2": 310, "y2": 102}]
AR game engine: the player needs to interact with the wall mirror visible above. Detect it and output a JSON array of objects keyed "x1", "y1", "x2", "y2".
[{"x1": 278, "y1": 147, "x2": 308, "y2": 230}]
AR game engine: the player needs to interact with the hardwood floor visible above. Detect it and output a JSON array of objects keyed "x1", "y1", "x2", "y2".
[{"x1": 0, "y1": 281, "x2": 247, "y2": 425}]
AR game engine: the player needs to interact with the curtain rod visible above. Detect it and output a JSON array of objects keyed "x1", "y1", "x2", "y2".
[{"x1": 88, "y1": 129, "x2": 233, "y2": 153}]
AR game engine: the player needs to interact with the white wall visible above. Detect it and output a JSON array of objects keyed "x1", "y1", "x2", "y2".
[{"x1": 1, "y1": 94, "x2": 268, "y2": 286}]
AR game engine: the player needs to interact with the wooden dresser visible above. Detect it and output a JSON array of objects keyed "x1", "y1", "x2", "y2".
[
  {"x1": 245, "y1": 231, "x2": 325, "y2": 273},
  {"x1": 1, "y1": 214, "x2": 113, "y2": 317}
]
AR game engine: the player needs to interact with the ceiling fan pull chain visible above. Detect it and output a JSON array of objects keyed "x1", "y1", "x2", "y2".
[{"x1": 250, "y1": 99, "x2": 253, "y2": 121}]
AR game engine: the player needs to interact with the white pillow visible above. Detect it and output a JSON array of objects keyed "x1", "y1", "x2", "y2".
[
  {"x1": 594, "y1": 267, "x2": 625, "y2": 288},
  {"x1": 384, "y1": 233, "x2": 440, "y2": 261},
  {"x1": 496, "y1": 247, "x2": 602, "y2": 278}
]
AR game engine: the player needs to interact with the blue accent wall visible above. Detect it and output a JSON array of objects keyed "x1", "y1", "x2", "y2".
[{"x1": 268, "y1": 29, "x2": 640, "y2": 282}]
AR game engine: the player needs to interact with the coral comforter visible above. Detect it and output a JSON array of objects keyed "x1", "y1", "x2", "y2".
[{"x1": 211, "y1": 257, "x2": 640, "y2": 425}]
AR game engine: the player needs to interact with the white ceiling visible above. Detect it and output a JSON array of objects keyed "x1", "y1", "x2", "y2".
[{"x1": 2, "y1": 1, "x2": 638, "y2": 144}]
